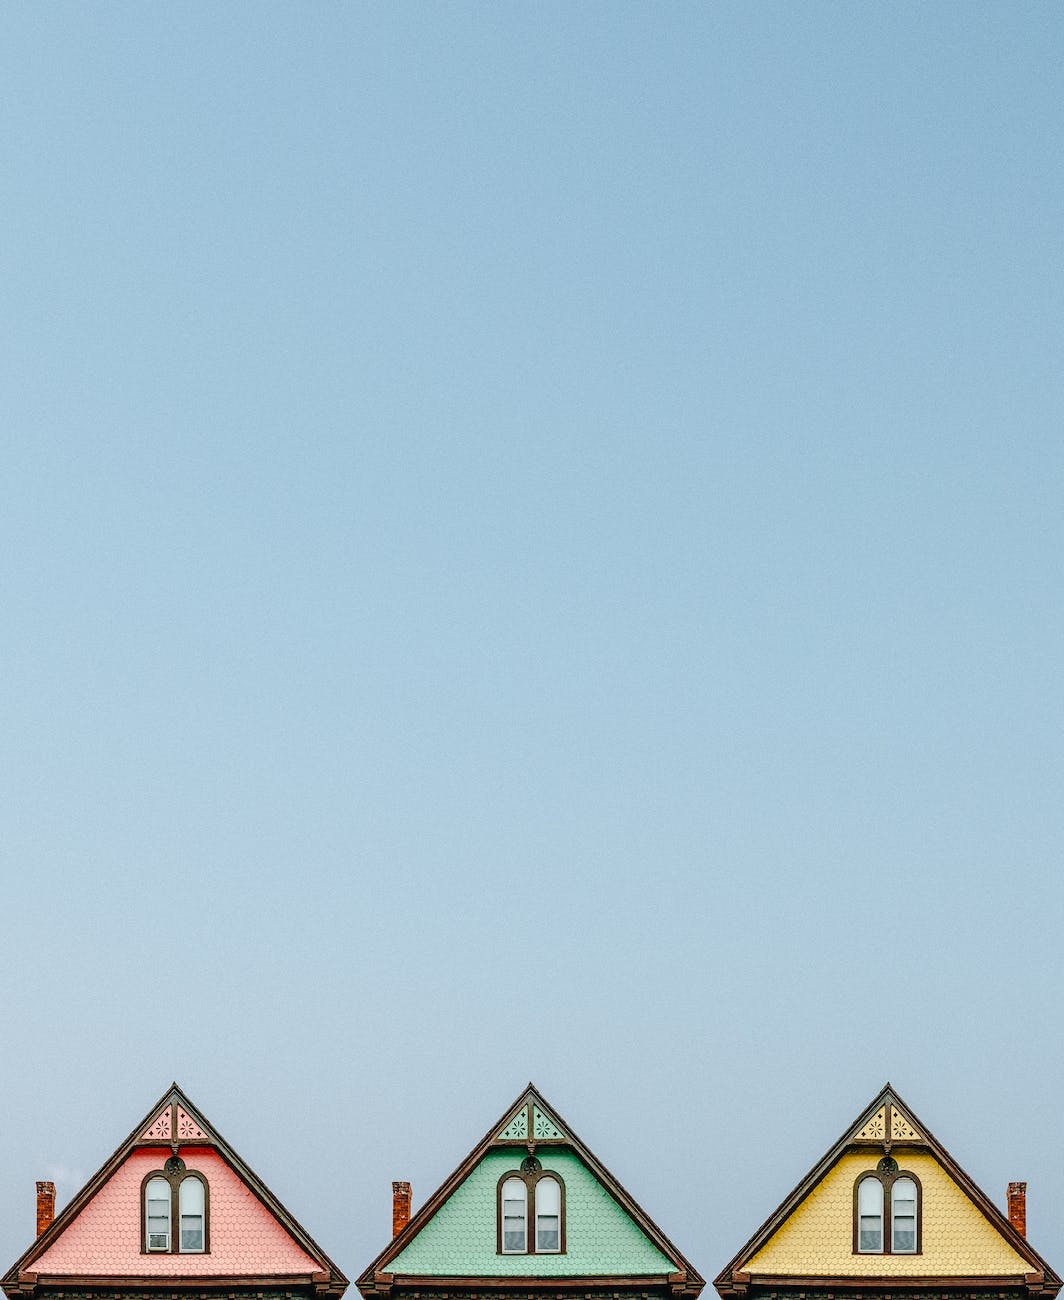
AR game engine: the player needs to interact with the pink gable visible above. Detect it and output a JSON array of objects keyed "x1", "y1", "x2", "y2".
[{"x1": 34, "y1": 1148, "x2": 321, "y2": 1276}]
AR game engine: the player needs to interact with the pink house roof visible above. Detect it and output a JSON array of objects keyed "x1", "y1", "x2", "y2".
[
  {"x1": 32, "y1": 1147, "x2": 320, "y2": 1276},
  {"x1": 3, "y1": 1084, "x2": 347, "y2": 1298}
]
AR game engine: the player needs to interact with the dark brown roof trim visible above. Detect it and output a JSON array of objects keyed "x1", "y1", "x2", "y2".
[
  {"x1": 16, "y1": 1278, "x2": 325, "y2": 1291},
  {"x1": 356, "y1": 1084, "x2": 703, "y2": 1298},
  {"x1": 744, "y1": 1277, "x2": 1039, "y2": 1290},
  {"x1": 386, "y1": 1277, "x2": 680, "y2": 1290},
  {"x1": 713, "y1": 1085, "x2": 1060, "y2": 1300},
  {"x1": 2, "y1": 1084, "x2": 348, "y2": 1299}
]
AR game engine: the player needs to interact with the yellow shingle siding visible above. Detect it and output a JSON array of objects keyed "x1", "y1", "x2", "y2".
[{"x1": 745, "y1": 1152, "x2": 1029, "y2": 1277}]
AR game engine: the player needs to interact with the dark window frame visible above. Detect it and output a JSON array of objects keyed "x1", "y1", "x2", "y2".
[
  {"x1": 852, "y1": 1168, "x2": 922, "y2": 1256},
  {"x1": 496, "y1": 1168, "x2": 566, "y2": 1256},
  {"x1": 140, "y1": 1166, "x2": 210, "y2": 1255}
]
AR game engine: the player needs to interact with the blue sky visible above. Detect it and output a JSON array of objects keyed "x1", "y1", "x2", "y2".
[{"x1": 2, "y1": 0, "x2": 1063, "y2": 1286}]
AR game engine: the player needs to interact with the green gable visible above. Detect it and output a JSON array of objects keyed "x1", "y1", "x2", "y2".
[{"x1": 389, "y1": 1150, "x2": 675, "y2": 1277}]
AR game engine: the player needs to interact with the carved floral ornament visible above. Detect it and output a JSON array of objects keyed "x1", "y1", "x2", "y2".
[{"x1": 855, "y1": 1104, "x2": 922, "y2": 1147}]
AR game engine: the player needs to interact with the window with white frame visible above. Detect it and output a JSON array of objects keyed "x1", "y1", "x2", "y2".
[
  {"x1": 854, "y1": 1160, "x2": 920, "y2": 1255},
  {"x1": 501, "y1": 1178, "x2": 527, "y2": 1253},
  {"x1": 497, "y1": 1161, "x2": 565, "y2": 1255},
  {"x1": 142, "y1": 1159, "x2": 209, "y2": 1254},
  {"x1": 145, "y1": 1177, "x2": 171, "y2": 1251},
  {"x1": 179, "y1": 1175, "x2": 206, "y2": 1252},
  {"x1": 535, "y1": 1177, "x2": 561, "y2": 1252}
]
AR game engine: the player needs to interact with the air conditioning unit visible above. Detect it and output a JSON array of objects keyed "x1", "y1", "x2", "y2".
[{"x1": 147, "y1": 1232, "x2": 170, "y2": 1251}]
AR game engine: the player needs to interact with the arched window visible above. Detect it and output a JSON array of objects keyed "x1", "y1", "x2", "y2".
[
  {"x1": 179, "y1": 1176, "x2": 206, "y2": 1252},
  {"x1": 500, "y1": 1178, "x2": 527, "y2": 1253},
  {"x1": 497, "y1": 1163, "x2": 566, "y2": 1255},
  {"x1": 535, "y1": 1177, "x2": 561, "y2": 1252},
  {"x1": 892, "y1": 1177, "x2": 917, "y2": 1253},
  {"x1": 145, "y1": 1177, "x2": 171, "y2": 1252},
  {"x1": 853, "y1": 1162, "x2": 921, "y2": 1255},
  {"x1": 857, "y1": 1176, "x2": 883, "y2": 1253},
  {"x1": 142, "y1": 1160, "x2": 209, "y2": 1254}
]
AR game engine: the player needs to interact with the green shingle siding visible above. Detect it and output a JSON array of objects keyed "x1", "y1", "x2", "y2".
[{"x1": 389, "y1": 1151, "x2": 673, "y2": 1277}]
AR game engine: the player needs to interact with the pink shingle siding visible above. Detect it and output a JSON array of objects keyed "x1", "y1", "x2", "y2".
[{"x1": 33, "y1": 1148, "x2": 320, "y2": 1276}]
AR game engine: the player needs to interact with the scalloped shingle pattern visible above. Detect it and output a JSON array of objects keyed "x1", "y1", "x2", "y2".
[
  {"x1": 744, "y1": 1152, "x2": 1031, "y2": 1276},
  {"x1": 33, "y1": 1147, "x2": 320, "y2": 1276},
  {"x1": 390, "y1": 1150, "x2": 673, "y2": 1277}
]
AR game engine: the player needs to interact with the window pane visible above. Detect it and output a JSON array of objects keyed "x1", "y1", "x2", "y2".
[
  {"x1": 535, "y1": 1178, "x2": 561, "y2": 1252},
  {"x1": 536, "y1": 1179, "x2": 560, "y2": 1214},
  {"x1": 857, "y1": 1177, "x2": 883, "y2": 1252},
  {"x1": 181, "y1": 1218, "x2": 204, "y2": 1251},
  {"x1": 859, "y1": 1221, "x2": 883, "y2": 1251},
  {"x1": 892, "y1": 1179, "x2": 917, "y2": 1252},
  {"x1": 146, "y1": 1178, "x2": 171, "y2": 1249},
  {"x1": 537, "y1": 1217, "x2": 560, "y2": 1251},
  {"x1": 180, "y1": 1179, "x2": 205, "y2": 1214},
  {"x1": 501, "y1": 1179, "x2": 527, "y2": 1253},
  {"x1": 893, "y1": 1223, "x2": 915, "y2": 1252}
]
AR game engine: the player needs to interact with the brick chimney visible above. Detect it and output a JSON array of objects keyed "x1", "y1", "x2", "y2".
[
  {"x1": 36, "y1": 1182, "x2": 55, "y2": 1238},
  {"x1": 1008, "y1": 1182, "x2": 1027, "y2": 1238},
  {"x1": 392, "y1": 1181, "x2": 411, "y2": 1238}
]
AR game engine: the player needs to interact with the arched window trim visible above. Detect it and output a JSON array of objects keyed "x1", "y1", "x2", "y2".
[
  {"x1": 891, "y1": 1176, "x2": 918, "y2": 1255},
  {"x1": 856, "y1": 1175, "x2": 883, "y2": 1254},
  {"x1": 499, "y1": 1177, "x2": 527, "y2": 1255},
  {"x1": 140, "y1": 1166, "x2": 211, "y2": 1255},
  {"x1": 852, "y1": 1168, "x2": 922, "y2": 1256},
  {"x1": 496, "y1": 1168, "x2": 566, "y2": 1256},
  {"x1": 535, "y1": 1174, "x2": 562, "y2": 1254}
]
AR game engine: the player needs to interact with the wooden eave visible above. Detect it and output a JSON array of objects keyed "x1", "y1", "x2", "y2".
[
  {"x1": 713, "y1": 1085, "x2": 1060, "y2": 1300},
  {"x1": 356, "y1": 1084, "x2": 703, "y2": 1299},
  {"x1": 377, "y1": 1274, "x2": 686, "y2": 1291},
  {"x1": 739, "y1": 1275, "x2": 1045, "y2": 1291},
  {"x1": 1, "y1": 1084, "x2": 348, "y2": 1300},
  {"x1": 10, "y1": 1276, "x2": 331, "y2": 1291}
]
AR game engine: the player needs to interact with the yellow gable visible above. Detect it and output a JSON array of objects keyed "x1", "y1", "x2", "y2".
[{"x1": 744, "y1": 1152, "x2": 1031, "y2": 1277}]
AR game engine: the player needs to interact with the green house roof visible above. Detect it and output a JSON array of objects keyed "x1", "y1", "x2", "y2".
[
  {"x1": 389, "y1": 1149, "x2": 674, "y2": 1276},
  {"x1": 357, "y1": 1084, "x2": 703, "y2": 1298}
]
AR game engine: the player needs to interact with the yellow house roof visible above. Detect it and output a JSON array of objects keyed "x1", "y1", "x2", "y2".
[
  {"x1": 714, "y1": 1085, "x2": 1059, "y2": 1300},
  {"x1": 744, "y1": 1150, "x2": 1031, "y2": 1276}
]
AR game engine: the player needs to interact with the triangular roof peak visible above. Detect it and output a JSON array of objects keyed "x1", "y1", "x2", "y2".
[
  {"x1": 357, "y1": 1083, "x2": 703, "y2": 1297},
  {"x1": 714, "y1": 1085, "x2": 1060, "y2": 1299},
  {"x1": 3, "y1": 1082, "x2": 348, "y2": 1297},
  {"x1": 488, "y1": 1082, "x2": 572, "y2": 1145}
]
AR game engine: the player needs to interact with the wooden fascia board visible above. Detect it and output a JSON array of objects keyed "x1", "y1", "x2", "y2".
[
  {"x1": 24, "y1": 1275, "x2": 323, "y2": 1288},
  {"x1": 356, "y1": 1086, "x2": 703, "y2": 1295},
  {"x1": 746, "y1": 1275, "x2": 1034, "y2": 1288},
  {"x1": 713, "y1": 1086, "x2": 1061, "y2": 1299},
  {"x1": 389, "y1": 1275, "x2": 679, "y2": 1289}
]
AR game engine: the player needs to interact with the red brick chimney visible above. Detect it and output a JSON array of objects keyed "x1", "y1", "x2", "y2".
[
  {"x1": 392, "y1": 1181, "x2": 411, "y2": 1238},
  {"x1": 36, "y1": 1182, "x2": 55, "y2": 1238},
  {"x1": 1008, "y1": 1182, "x2": 1027, "y2": 1238}
]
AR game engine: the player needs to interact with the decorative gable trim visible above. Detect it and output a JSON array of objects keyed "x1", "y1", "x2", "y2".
[
  {"x1": 356, "y1": 1084, "x2": 703, "y2": 1300},
  {"x1": 2, "y1": 1084, "x2": 348, "y2": 1299},
  {"x1": 713, "y1": 1085, "x2": 1060, "y2": 1300}
]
